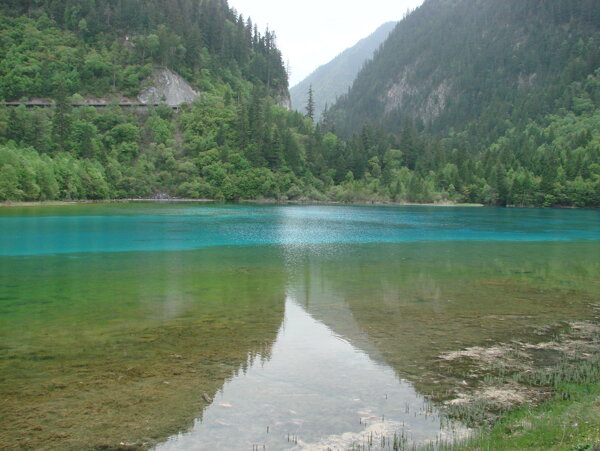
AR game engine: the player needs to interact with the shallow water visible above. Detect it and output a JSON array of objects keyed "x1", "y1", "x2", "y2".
[
  {"x1": 0, "y1": 204, "x2": 598, "y2": 449},
  {"x1": 159, "y1": 300, "x2": 466, "y2": 451}
]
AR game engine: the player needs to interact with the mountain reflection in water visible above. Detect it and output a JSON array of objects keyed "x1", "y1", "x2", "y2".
[{"x1": 157, "y1": 299, "x2": 467, "y2": 450}]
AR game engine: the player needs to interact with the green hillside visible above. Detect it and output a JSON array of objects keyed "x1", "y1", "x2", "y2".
[
  {"x1": 321, "y1": 0, "x2": 600, "y2": 207},
  {"x1": 0, "y1": 0, "x2": 287, "y2": 100},
  {"x1": 0, "y1": 0, "x2": 598, "y2": 207},
  {"x1": 0, "y1": 0, "x2": 330, "y2": 202},
  {"x1": 330, "y1": 0, "x2": 600, "y2": 138}
]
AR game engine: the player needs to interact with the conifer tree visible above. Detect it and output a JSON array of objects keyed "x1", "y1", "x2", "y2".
[{"x1": 306, "y1": 85, "x2": 315, "y2": 121}]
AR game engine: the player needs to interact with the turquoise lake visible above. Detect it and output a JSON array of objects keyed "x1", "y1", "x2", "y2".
[
  {"x1": 0, "y1": 203, "x2": 599, "y2": 450},
  {"x1": 1, "y1": 203, "x2": 599, "y2": 256}
]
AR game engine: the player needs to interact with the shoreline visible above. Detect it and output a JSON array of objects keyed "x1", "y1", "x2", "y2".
[
  {"x1": 0, "y1": 198, "x2": 484, "y2": 208},
  {"x1": 2, "y1": 198, "x2": 596, "y2": 209}
]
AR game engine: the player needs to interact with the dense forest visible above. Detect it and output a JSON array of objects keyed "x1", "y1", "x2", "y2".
[
  {"x1": 0, "y1": 0, "x2": 288, "y2": 99},
  {"x1": 0, "y1": 0, "x2": 320, "y2": 201},
  {"x1": 0, "y1": 0, "x2": 598, "y2": 207},
  {"x1": 323, "y1": 0, "x2": 600, "y2": 207}
]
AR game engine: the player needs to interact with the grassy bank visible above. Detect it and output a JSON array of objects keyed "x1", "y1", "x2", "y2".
[
  {"x1": 352, "y1": 384, "x2": 600, "y2": 451},
  {"x1": 433, "y1": 320, "x2": 600, "y2": 451},
  {"x1": 456, "y1": 382, "x2": 600, "y2": 451}
]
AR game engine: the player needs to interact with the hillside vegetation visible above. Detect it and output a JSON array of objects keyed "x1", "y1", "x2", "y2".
[
  {"x1": 0, "y1": 0, "x2": 327, "y2": 201},
  {"x1": 323, "y1": 0, "x2": 600, "y2": 207},
  {"x1": 0, "y1": 0, "x2": 599, "y2": 207},
  {"x1": 331, "y1": 0, "x2": 600, "y2": 137},
  {"x1": 0, "y1": 0, "x2": 287, "y2": 99}
]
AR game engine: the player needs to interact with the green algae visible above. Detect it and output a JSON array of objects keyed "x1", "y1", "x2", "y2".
[
  {"x1": 0, "y1": 246, "x2": 286, "y2": 450},
  {"x1": 0, "y1": 240, "x2": 599, "y2": 449},
  {"x1": 285, "y1": 241, "x2": 600, "y2": 400}
]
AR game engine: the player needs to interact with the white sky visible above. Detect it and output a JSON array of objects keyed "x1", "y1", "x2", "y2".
[{"x1": 229, "y1": 0, "x2": 426, "y2": 87}]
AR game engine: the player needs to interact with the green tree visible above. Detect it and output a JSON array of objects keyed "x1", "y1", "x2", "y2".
[{"x1": 306, "y1": 85, "x2": 315, "y2": 121}]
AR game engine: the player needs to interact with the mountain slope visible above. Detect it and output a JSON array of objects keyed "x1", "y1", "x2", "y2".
[
  {"x1": 0, "y1": 0, "x2": 288, "y2": 101},
  {"x1": 0, "y1": 0, "x2": 598, "y2": 208},
  {"x1": 329, "y1": 0, "x2": 600, "y2": 139},
  {"x1": 0, "y1": 0, "x2": 325, "y2": 203},
  {"x1": 290, "y1": 22, "x2": 396, "y2": 120}
]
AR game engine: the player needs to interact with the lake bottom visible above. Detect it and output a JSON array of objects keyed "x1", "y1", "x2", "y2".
[{"x1": 0, "y1": 240, "x2": 598, "y2": 449}]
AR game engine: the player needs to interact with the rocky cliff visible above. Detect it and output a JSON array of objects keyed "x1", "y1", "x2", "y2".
[{"x1": 138, "y1": 68, "x2": 199, "y2": 106}]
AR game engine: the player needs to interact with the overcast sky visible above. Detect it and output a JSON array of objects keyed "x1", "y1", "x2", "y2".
[{"x1": 230, "y1": 0, "x2": 426, "y2": 87}]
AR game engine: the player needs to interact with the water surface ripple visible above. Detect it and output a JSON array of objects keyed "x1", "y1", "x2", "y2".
[{"x1": 1, "y1": 204, "x2": 598, "y2": 256}]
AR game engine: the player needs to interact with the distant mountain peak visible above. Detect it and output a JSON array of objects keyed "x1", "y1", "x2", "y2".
[{"x1": 290, "y1": 21, "x2": 397, "y2": 120}]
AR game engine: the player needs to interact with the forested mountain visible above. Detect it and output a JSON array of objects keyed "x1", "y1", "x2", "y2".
[
  {"x1": 0, "y1": 0, "x2": 323, "y2": 201},
  {"x1": 0, "y1": 0, "x2": 288, "y2": 100},
  {"x1": 0, "y1": 0, "x2": 598, "y2": 207},
  {"x1": 290, "y1": 22, "x2": 396, "y2": 121},
  {"x1": 330, "y1": 0, "x2": 600, "y2": 138},
  {"x1": 318, "y1": 0, "x2": 600, "y2": 207}
]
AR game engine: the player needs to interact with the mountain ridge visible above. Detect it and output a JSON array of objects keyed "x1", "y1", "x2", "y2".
[
  {"x1": 329, "y1": 0, "x2": 600, "y2": 139},
  {"x1": 290, "y1": 21, "x2": 396, "y2": 120}
]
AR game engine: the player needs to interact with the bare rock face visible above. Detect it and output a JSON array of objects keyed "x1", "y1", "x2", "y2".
[
  {"x1": 138, "y1": 68, "x2": 199, "y2": 106},
  {"x1": 277, "y1": 91, "x2": 292, "y2": 110},
  {"x1": 383, "y1": 66, "x2": 451, "y2": 124}
]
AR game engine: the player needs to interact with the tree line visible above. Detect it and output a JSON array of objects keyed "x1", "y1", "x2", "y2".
[
  {"x1": 2, "y1": 71, "x2": 598, "y2": 207},
  {"x1": 0, "y1": 0, "x2": 598, "y2": 207}
]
